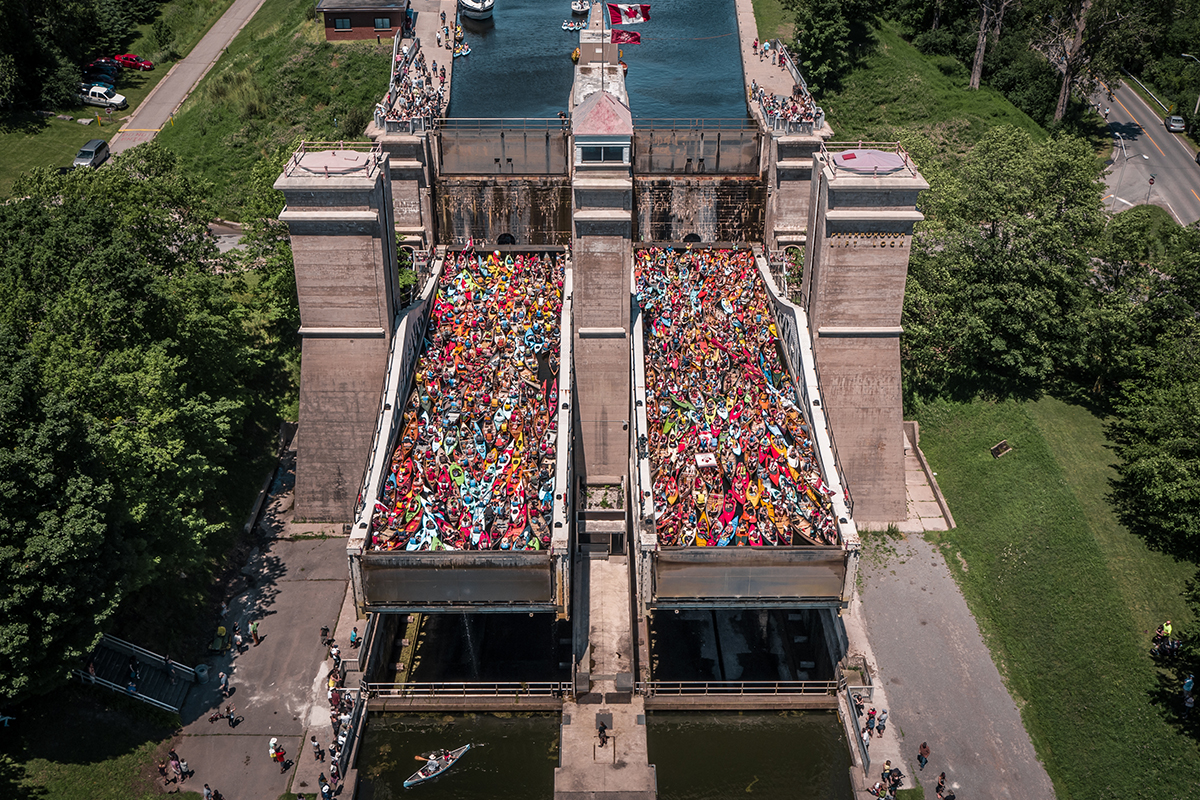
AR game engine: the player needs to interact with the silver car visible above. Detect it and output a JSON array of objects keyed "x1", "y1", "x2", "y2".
[{"x1": 1165, "y1": 115, "x2": 1186, "y2": 133}]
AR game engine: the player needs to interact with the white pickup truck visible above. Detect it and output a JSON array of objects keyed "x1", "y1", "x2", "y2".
[{"x1": 77, "y1": 85, "x2": 128, "y2": 110}]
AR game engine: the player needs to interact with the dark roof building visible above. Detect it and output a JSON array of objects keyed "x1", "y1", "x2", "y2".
[{"x1": 317, "y1": 0, "x2": 410, "y2": 41}]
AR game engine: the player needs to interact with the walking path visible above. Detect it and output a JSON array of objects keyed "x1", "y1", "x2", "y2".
[
  {"x1": 156, "y1": 439, "x2": 357, "y2": 800},
  {"x1": 110, "y1": 0, "x2": 269, "y2": 154},
  {"x1": 848, "y1": 530, "x2": 1055, "y2": 798}
]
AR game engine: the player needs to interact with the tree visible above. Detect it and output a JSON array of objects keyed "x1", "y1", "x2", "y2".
[
  {"x1": 969, "y1": 0, "x2": 1017, "y2": 89},
  {"x1": 902, "y1": 127, "x2": 1104, "y2": 401},
  {"x1": 1109, "y1": 327, "x2": 1200, "y2": 560},
  {"x1": 0, "y1": 143, "x2": 259, "y2": 703},
  {"x1": 1030, "y1": 0, "x2": 1144, "y2": 120},
  {"x1": 786, "y1": 0, "x2": 886, "y2": 94}
]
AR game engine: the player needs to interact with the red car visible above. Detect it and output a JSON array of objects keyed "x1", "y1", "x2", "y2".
[{"x1": 113, "y1": 54, "x2": 154, "y2": 71}]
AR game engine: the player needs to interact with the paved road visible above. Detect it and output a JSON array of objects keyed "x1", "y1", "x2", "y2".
[
  {"x1": 860, "y1": 535, "x2": 1056, "y2": 799},
  {"x1": 110, "y1": 0, "x2": 268, "y2": 154},
  {"x1": 1099, "y1": 80, "x2": 1200, "y2": 224}
]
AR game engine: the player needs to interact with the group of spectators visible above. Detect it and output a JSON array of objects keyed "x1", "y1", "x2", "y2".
[
  {"x1": 635, "y1": 247, "x2": 839, "y2": 548},
  {"x1": 381, "y1": 47, "x2": 445, "y2": 124},
  {"x1": 370, "y1": 248, "x2": 566, "y2": 553},
  {"x1": 752, "y1": 82, "x2": 818, "y2": 130}
]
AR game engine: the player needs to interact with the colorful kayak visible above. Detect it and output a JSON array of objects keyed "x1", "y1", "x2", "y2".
[{"x1": 404, "y1": 744, "x2": 471, "y2": 788}]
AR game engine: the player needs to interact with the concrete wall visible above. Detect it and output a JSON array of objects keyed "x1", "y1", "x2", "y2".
[
  {"x1": 633, "y1": 177, "x2": 765, "y2": 243},
  {"x1": 438, "y1": 129, "x2": 570, "y2": 175},
  {"x1": 632, "y1": 128, "x2": 760, "y2": 174},
  {"x1": 802, "y1": 154, "x2": 928, "y2": 523},
  {"x1": 434, "y1": 177, "x2": 573, "y2": 245},
  {"x1": 768, "y1": 136, "x2": 824, "y2": 245},
  {"x1": 322, "y1": 12, "x2": 399, "y2": 41},
  {"x1": 276, "y1": 151, "x2": 398, "y2": 521}
]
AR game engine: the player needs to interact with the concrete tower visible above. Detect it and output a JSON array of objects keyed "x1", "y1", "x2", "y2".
[
  {"x1": 802, "y1": 147, "x2": 928, "y2": 524},
  {"x1": 274, "y1": 144, "x2": 399, "y2": 521},
  {"x1": 569, "y1": 60, "x2": 634, "y2": 482}
]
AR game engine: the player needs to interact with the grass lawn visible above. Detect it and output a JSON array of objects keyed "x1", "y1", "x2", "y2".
[
  {"x1": 155, "y1": 0, "x2": 391, "y2": 219},
  {"x1": 1, "y1": 686, "x2": 201, "y2": 800},
  {"x1": 0, "y1": 0, "x2": 236, "y2": 197},
  {"x1": 819, "y1": 21, "x2": 1046, "y2": 160},
  {"x1": 915, "y1": 397, "x2": 1200, "y2": 799},
  {"x1": 751, "y1": 0, "x2": 793, "y2": 43}
]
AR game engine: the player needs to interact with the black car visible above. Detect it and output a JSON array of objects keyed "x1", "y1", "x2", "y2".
[
  {"x1": 85, "y1": 57, "x2": 123, "y2": 73},
  {"x1": 83, "y1": 70, "x2": 118, "y2": 88}
]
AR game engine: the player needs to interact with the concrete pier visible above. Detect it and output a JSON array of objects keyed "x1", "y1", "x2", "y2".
[{"x1": 555, "y1": 553, "x2": 657, "y2": 799}]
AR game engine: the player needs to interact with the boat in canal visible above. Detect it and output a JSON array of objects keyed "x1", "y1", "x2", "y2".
[
  {"x1": 404, "y1": 744, "x2": 472, "y2": 788},
  {"x1": 571, "y1": 0, "x2": 590, "y2": 14},
  {"x1": 458, "y1": 0, "x2": 494, "y2": 20}
]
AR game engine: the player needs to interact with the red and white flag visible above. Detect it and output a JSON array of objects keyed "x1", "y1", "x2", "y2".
[
  {"x1": 607, "y1": 3, "x2": 650, "y2": 24},
  {"x1": 611, "y1": 29, "x2": 642, "y2": 44}
]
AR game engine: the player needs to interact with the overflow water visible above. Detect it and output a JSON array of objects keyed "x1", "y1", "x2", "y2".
[{"x1": 446, "y1": 0, "x2": 747, "y2": 119}]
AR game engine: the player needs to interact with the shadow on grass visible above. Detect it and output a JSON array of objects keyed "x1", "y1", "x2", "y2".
[{"x1": 0, "y1": 111, "x2": 50, "y2": 135}]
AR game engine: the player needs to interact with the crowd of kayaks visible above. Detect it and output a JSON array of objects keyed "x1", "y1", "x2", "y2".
[
  {"x1": 370, "y1": 250, "x2": 566, "y2": 553},
  {"x1": 636, "y1": 248, "x2": 840, "y2": 548}
]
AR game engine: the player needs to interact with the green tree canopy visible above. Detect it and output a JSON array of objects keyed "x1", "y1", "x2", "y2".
[{"x1": 0, "y1": 143, "x2": 259, "y2": 703}]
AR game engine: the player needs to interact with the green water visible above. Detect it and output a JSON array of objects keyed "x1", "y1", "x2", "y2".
[
  {"x1": 356, "y1": 711, "x2": 852, "y2": 799},
  {"x1": 647, "y1": 712, "x2": 854, "y2": 800},
  {"x1": 355, "y1": 713, "x2": 560, "y2": 800}
]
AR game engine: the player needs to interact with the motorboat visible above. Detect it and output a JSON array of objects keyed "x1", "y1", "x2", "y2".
[
  {"x1": 458, "y1": 0, "x2": 494, "y2": 20},
  {"x1": 571, "y1": 0, "x2": 590, "y2": 14},
  {"x1": 404, "y1": 744, "x2": 472, "y2": 788}
]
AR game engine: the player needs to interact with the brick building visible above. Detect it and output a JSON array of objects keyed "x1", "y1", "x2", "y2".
[{"x1": 318, "y1": 0, "x2": 410, "y2": 41}]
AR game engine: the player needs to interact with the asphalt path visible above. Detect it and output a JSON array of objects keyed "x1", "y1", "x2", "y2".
[
  {"x1": 861, "y1": 536, "x2": 1056, "y2": 799},
  {"x1": 110, "y1": 0, "x2": 268, "y2": 155},
  {"x1": 1098, "y1": 80, "x2": 1200, "y2": 224}
]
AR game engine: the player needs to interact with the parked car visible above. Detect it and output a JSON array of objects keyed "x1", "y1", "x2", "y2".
[
  {"x1": 113, "y1": 53, "x2": 153, "y2": 70},
  {"x1": 79, "y1": 79, "x2": 115, "y2": 94},
  {"x1": 1165, "y1": 115, "x2": 1186, "y2": 133},
  {"x1": 73, "y1": 139, "x2": 110, "y2": 168},
  {"x1": 83, "y1": 70, "x2": 118, "y2": 87},
  {"x1": 77, "y1": 85, "x2": 128, "y2": 110},
  {"x1": 85, "y1": 57, "x2": 123, "y2": 73}
]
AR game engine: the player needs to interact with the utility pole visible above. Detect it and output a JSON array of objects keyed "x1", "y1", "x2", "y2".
[{"x1": 1183, "y1": 54, "x2": 1200, "y2": 116}]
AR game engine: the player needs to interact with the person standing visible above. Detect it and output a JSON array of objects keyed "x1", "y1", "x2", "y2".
[
  {"x1": 312, "y1": 734, "x2": 324, "y2": 761},
  {"x1": 1183, "y1": 673, "x2": 1194, "y2": 695},
  {"x1": 918, "y1": 741, "x2": 931, "y2": 770},
  {"x1": 203, "y1": 785, "x2": 213, "y2": 800},
  {"x1": 876, "y1": 708, "x2": 888, "y2": 737},
  {"x1": 218, "y1": 671, "x2": 231, "y2": 698},
  {"x1": 866, "y1": 707, "x2": 876, "y2": 735},
  {"x1": 936, "y1": 772, "x2": 947, "y2": 799},
  {"x1": 1184, "y1": 694, "x2": 1195, "y2": 719},
  {"x1": 861, "y1": 726, "x2": 871, "y2": 750},
  {"x1": 250, "y1": 620, "x2": 261, "y2": 646},
  {"x1": 1163, "y1": 620, "x2": 1174, "y2": 639},
  {"x1": 330, "y1": 758, "x2": 341, "y2": 788}
]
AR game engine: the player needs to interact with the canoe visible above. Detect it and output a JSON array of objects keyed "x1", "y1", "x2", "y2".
[{"x1": 404, "y1": 744, "x2": 471, "y2": 788}]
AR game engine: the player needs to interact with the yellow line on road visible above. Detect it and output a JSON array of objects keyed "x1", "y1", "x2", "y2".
[
  {"x1": 1193, "y1": 189, "x2": 1200, "y2": 204},
  {"x1": 118, "y1": 128, "x2": 162, "y2": 132},
  {"x1": 1110, "y1": 91, "x2": 1166, "y2": 157}
]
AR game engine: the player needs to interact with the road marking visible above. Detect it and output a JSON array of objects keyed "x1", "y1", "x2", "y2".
[
  {"x1": 1193, "y1": 189, "x2": 1200, "y2": 204},
  {"x1": 1113, "y1": 94, "x2": 1167, "y2": 156},
  {"x1": 118, "y1": 128, "x2": 163, "y2": 132}
]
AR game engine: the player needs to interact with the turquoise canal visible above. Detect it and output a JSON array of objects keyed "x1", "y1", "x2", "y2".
[
  {"x1": 446, "y1": 0, "x2": 747, "y2": 119},
  {"x1": 356, "y1": 711, "x2": 852, "y2": 799}
]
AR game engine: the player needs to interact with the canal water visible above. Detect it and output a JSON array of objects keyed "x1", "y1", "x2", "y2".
[
  {"x1": 446, "y1": 0, "x2": 747, "y2": 119},
  {"x1": 355, "y1": 713, "x2": 560, "y2": 800},
  {"x1": 647, "y1": 711, "x2": 854, "y2": 800},
  {"x1": 355, "y1": 710, "x2": 852, "y2": 799}
]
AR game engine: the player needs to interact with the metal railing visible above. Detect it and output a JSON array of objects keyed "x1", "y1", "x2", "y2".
[
  {"x1": 282, "y1": 141, "x2": 384, "y2": 178},
  {"x1": 73, "y1": 670, "x2": 180, "y2": 713},
  {"x1": 363, "y1": 681, "x2": 571, "y2": 698},
  {"x1": 845, "y1": 684, "x2": 875, "y2": 771},
  {"x1": 819, "y1": 141, "x2": 919, "y2": 179},
  {"x1": 639, "y1": 679, "x2": 839, "y2": 696},
  {"x1": 435, "y1": 117, "x2": 566, "y2": 131},
  {"x1": 632, "y1": 118, "x2": 758, "y2": 131},
  {"x1": 101, "y1": 634, "x2": 196, "y2": 682}
]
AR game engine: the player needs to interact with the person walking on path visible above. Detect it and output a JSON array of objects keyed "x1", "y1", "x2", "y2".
[
  {"x1": 918, "y1": 741, "x2": 931, "y2": 770},
  {"x1": 1184, "y1": 694, "x2": 1195, "y2": 719},
  {"x1": 876, "y1": 708, "x2": 888, "y2": 737},
  {"x1": 312, "y1": 734, "x2": 324, "y2": 761},
  {"x1": 936, "y1": 772, "x2": 947, "y2": 798},
  {"x1": 250, "y1": 620, "x2": 261, "y2": 645},
  {"x1": 1184, "y1": 673, "x2": 1194, "y2": 695},
  {"x1": 218, "y1": 671, "x2": 230, "y2": 698}
]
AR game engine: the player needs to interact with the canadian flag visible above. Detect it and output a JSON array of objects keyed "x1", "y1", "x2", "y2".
[{"x1": 607, "y1": 3, "x2": 650, "y2": 24}]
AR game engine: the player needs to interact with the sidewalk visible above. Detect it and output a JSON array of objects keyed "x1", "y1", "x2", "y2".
[
  {"x1": 111, "y1": 0, "x2": 269, "y2": 154},
  {"x1": 165, "y1": 441, "x2": 359, "y2": 800},
  {"x1": 855, "y1": 533, "x2": 1056, "y2": 799}
]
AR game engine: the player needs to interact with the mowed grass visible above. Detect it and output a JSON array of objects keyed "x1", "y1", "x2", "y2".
[
  {"x1": 0, "y1": 0, "x2": 235, "y2": 197},
  {"x1": 155, "y1": 0, "x2": 391, "y2": 219},
  {"x1": 915, "y1": 398, "x2": 1200, "y2": 799},
  {"x1": 819, "y1": 21, "x2": 1045, "y2": 159},
  {"x1": 1, "y1": 686, "x2": 200, "y2": 800},
  {"x1": 751, "y1": 0, "x2": 792, "y2": 42}
]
